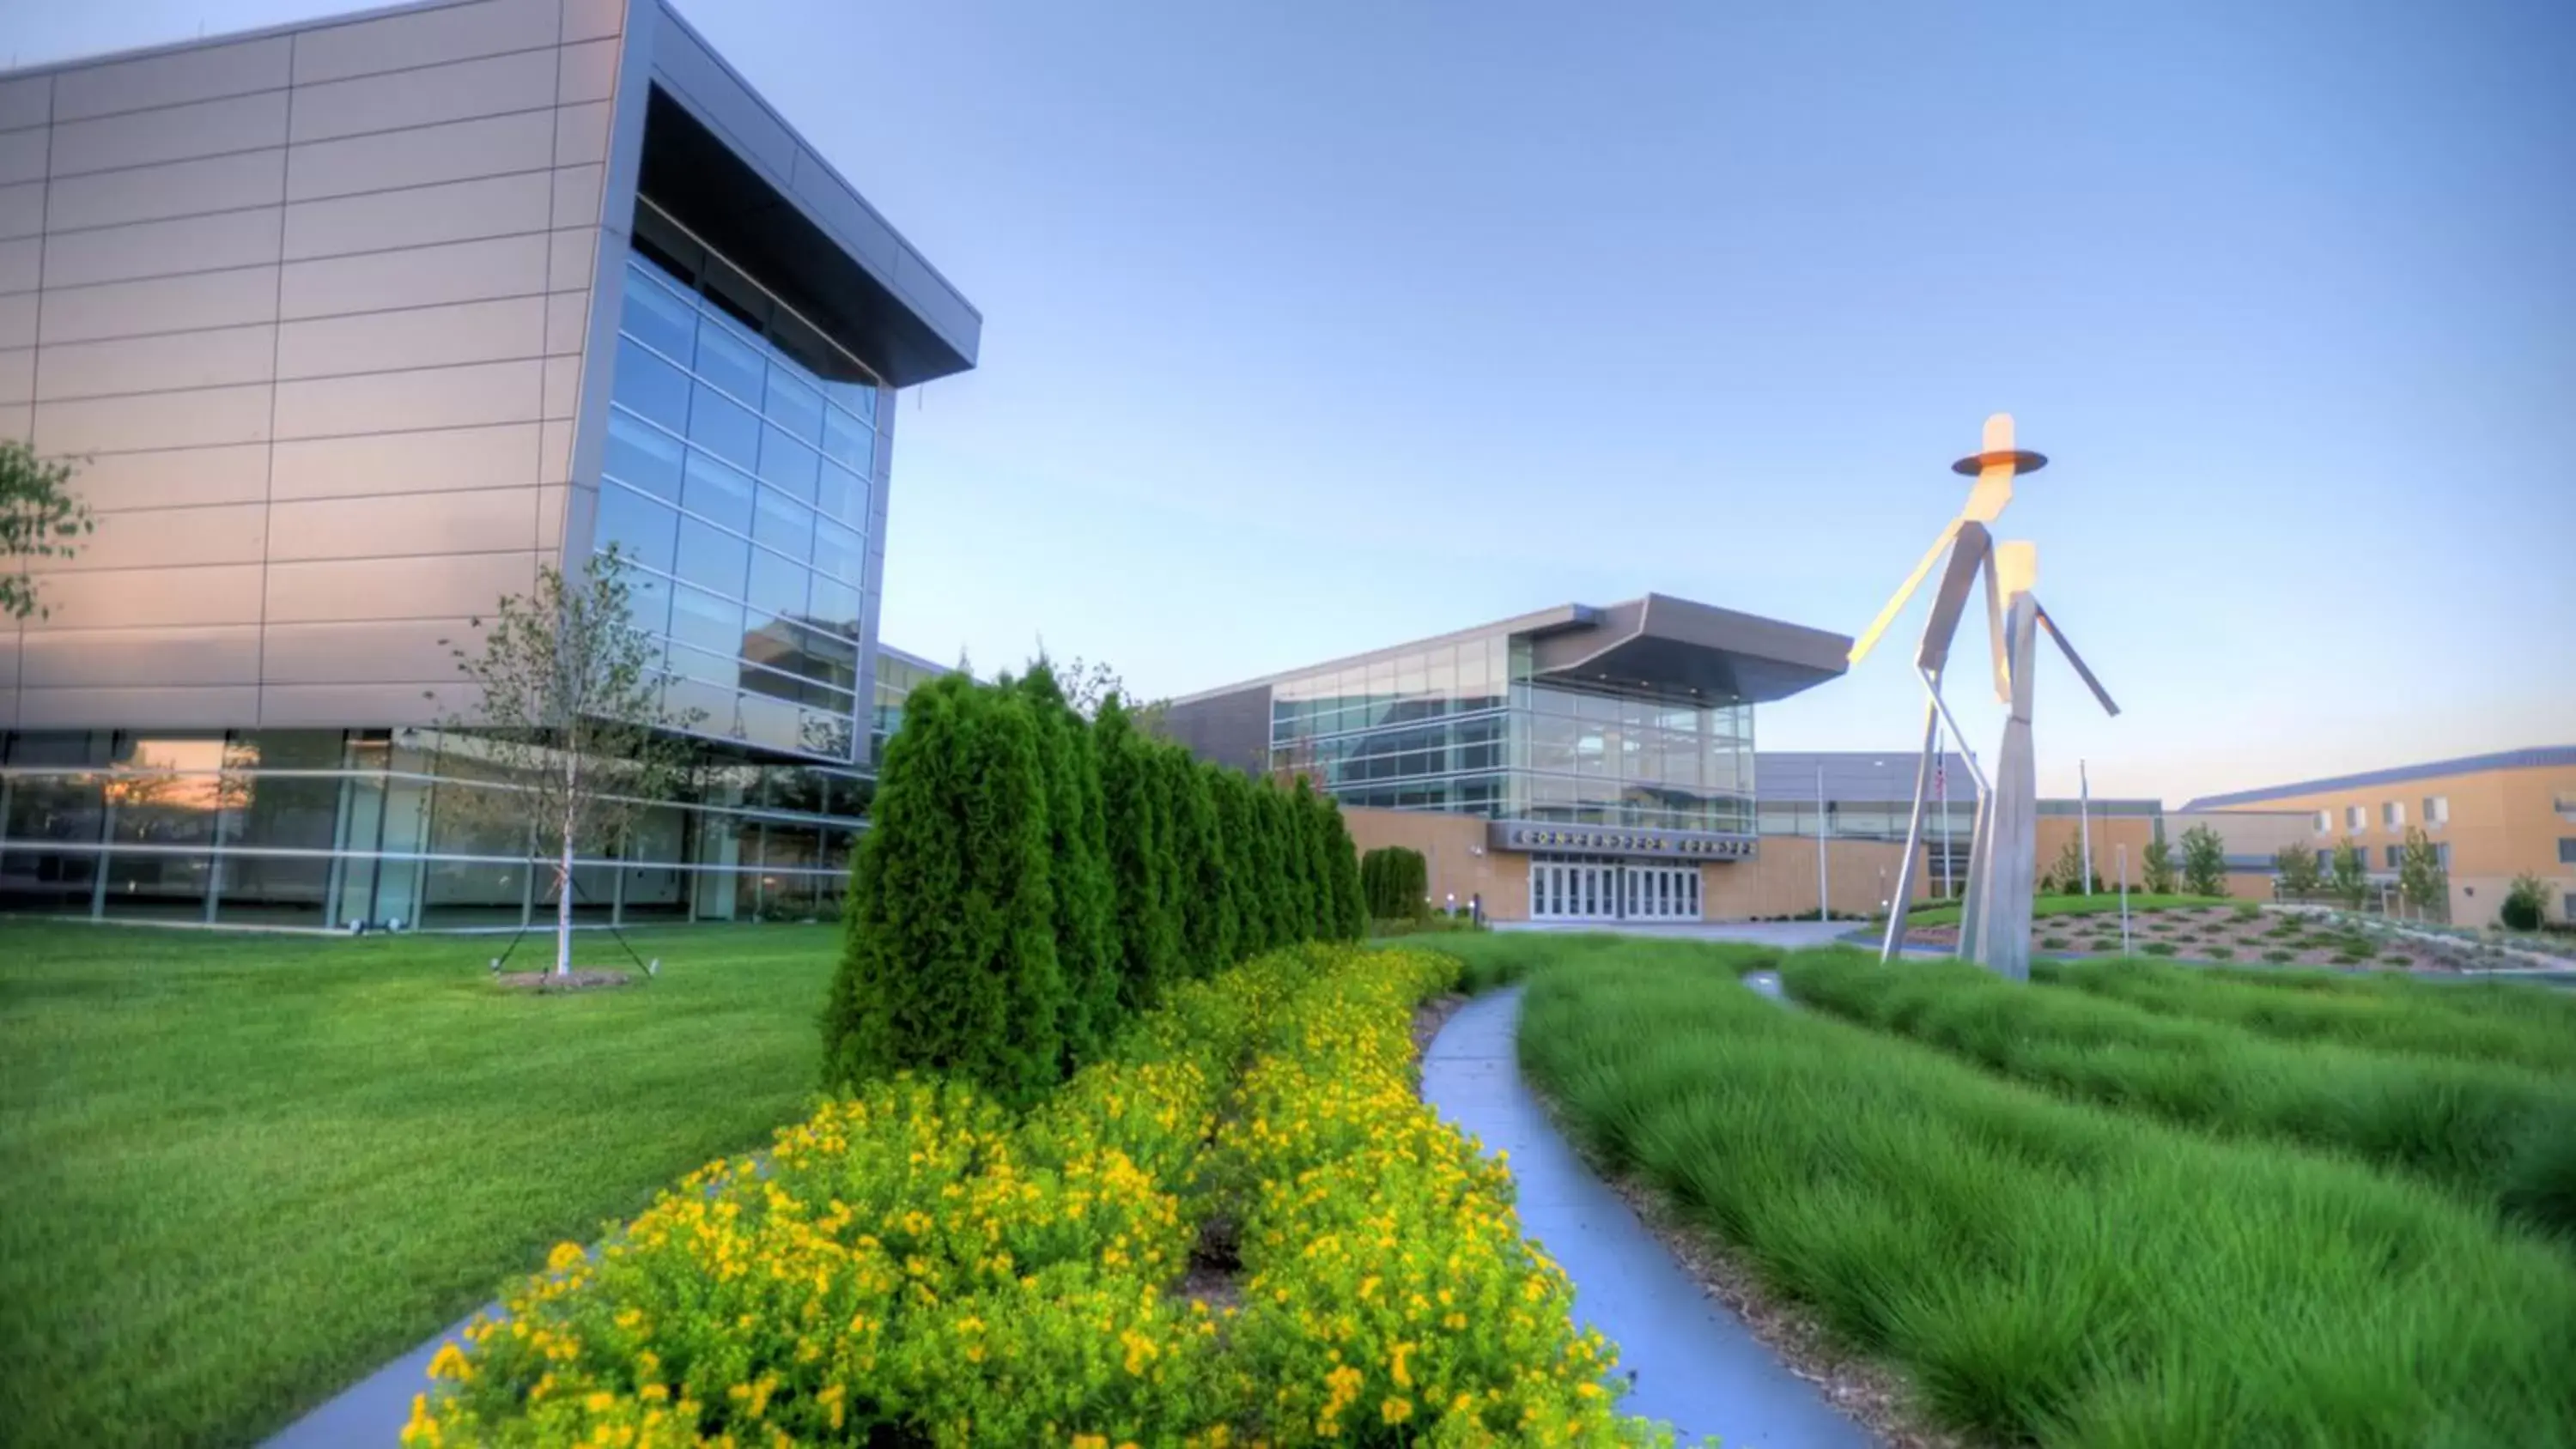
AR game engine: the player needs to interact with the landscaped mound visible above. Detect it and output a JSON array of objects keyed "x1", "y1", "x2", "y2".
[
  {"x1": 1518, "y1": 940, "x2": 2576, "y2": 1448},
  {"x1": 406, "y1": 945, "x2": 1668, "y2": 1446}
]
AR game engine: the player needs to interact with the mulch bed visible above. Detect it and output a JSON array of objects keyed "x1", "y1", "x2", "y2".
[
  {"x1": 1907, "y1": 905, "x2": 2447, "y2": 971},
  {"x1": 494, "y1": 969, "x2": 636, "y2": 992}
]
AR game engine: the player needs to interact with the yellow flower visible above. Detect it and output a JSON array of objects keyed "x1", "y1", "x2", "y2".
[
  {"x1": 1382, "y1": 1397, "x2": 1414, "y2": 1424},
  {"x1": 1390, "y1": 1341, "x2": 1415, "y2": 1390}
]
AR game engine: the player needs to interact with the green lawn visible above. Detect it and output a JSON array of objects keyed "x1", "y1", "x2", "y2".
[
  {"x1": 0, "y1": 920, "x2": 841, "y2": 1449},
  {"x1": 1905, "y1": 892, "x2": 2234, "y2": 926}
]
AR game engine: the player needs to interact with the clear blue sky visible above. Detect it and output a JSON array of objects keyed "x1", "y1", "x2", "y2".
[{"x1": 19, "y1": 0, "x2": 2575, "y2": 801}]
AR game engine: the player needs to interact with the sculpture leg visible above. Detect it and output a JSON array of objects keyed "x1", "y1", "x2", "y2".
[
  {"x1": 1880, "y1": 678, "x2": 1943, "y2": 962},
  {"x1": 1976, "y1": 595, "x2": 2043, "y2": 980},
  {"x1": 1958, "y1": 778, "x2": 1995, "y2": 961}
]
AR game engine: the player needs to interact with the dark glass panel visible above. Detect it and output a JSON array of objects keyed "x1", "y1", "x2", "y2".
[
  {"x1": 0, "y1": 851, "x2": 98, "y2": 913},
  {"x1": 605, "y1": 410, "x2": 685, "y2": 500},
  {"x1": 610, "y1": 338, "x2": 690, "y2": 431},
  {"x1": 214, "y1": 852, "x2": 332, "y2": 925},
  {"x1": 595, "y1": 482, "x2": 678, "y2": 575},
  {"x1": 691, "y1": 312, "x2": 765, "y2": 406},
  {"x1": 101, "y1": 852, "x2": 211, "y2": 919},
  {"x1": 5, "y1": 774, "x2": 107, "y2": 843},
  {"x1": 686, "y1": 385, "x2": 761, "y2": 470},
  {"x1": 757, "y1": 425, "x2": 820, "y2": 503},
  {"x1": 811, "y1": 518, "x2": 863, "y2": 584},
  {"x1": 620, "y1": 261, "x2": 696, "y2": 361},
  {"x1": 673, "y1": 516, "x2": 750, "y2": 599}
]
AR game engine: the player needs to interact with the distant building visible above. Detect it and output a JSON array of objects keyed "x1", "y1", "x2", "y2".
[
  {"x1": 2182, "y1": 747, "x2": 2576, "y2": 926},
  {"x1": 1166, "y1": 594, "x2": 1857, "y2": 923}
]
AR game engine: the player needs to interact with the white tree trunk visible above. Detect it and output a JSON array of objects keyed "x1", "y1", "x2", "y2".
[{"x1": 555, "y1": 818, "x2": 576, "y2": 978}]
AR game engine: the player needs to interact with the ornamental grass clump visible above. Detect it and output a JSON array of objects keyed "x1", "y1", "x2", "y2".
[
  {"x1": 1522, "y1": 943, "x2": 2576, "y2": 1448},
  {"x1": 1788, "y1": 950, "x2": 2576, "y2": 1238},
  {"x1": 2041, "y1": 957, "x2": 2576, "y2": 1079}
]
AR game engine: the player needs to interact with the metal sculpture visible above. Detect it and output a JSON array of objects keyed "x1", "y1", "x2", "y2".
[{"x1": 1849, "y1": 415, "x2": 2118, "y2": 979}]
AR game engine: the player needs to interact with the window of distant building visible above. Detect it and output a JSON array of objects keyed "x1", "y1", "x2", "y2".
[
  {"x1": 2424, "y1": 795, "x2": 2448, "y2": 828},
  {"x1": 2557, "y1": 793, "x2": 2576, "y2": 824},
  {"x1": 2385, "y1": 844, "x2": 2403, "y2": 870},
  {"x1": 2383, "y1": 801, "x2": 2403, "y2": 830},
  {"x1": 2346, "y1": 805, "x2": 2366, "y2": 833},
  {"x1": 2314, "y1": 847, "x2": 2332, "y2": 872},
  {"x1": 2435, "y1": 842, "x2": 2451, "y2": 870},
  {"x1": 2560, "y1": 838, "x2": 2576, "y2": 865},
  {"x1": 2314, "y1": 809, "x2": 2331, "y2": 835}
]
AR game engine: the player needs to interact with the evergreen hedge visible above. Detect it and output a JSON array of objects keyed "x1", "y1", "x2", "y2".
[
  {"x1": 823, "y1": 675, "x2": 1063, "y2": 1106},
  {"x1": 827, "y1": 672, "x2": 1367, "y2": 1100},
  {"x1": 1362, "y1": 845, "x2": 1430, "y2": 921}
]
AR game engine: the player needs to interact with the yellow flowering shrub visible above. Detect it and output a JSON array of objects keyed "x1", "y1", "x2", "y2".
[{"x1": 407, "y1": 945, "x2": 1671, "y2": 1447}]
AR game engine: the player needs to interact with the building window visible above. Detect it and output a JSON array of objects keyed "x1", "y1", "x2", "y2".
[
  {"x1": 2424, "y1": 795, "x2": 2448, "y2": 828},
  {"x1": 2343, "y1": 804, "x2": 2365, "y2": 833},
  {"x1": 2559, "y1": 838, "x2": 2576, "y2": 865},
  {"x1": 2384, "y1": 845, "x2": 2403, "y2": 870},
  {"x1": 598, "y1": 224, "x2": 883, "y2": 765},
  {"x1": 2435, "y1": 842, "x2": 2451, "y2": 870},
  {"x1": 2557, "y1": 792, "x2": 2576, "y2": 824},
  {"x1": 2313, "y1": 809, "x2": 2331, "y2": 835},
  {"x1": 2382, "y1": 801, "x2": 2403, "y2": 830}
]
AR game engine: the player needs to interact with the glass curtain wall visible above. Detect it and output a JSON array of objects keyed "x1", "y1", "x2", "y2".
[
  {"x1": 592, "y1": 200, "x2": 884, "y2": 766},
  {"x1": 0, "y1": 730, "x2": 858, "y2": 931},
  {"x1": 1267, "y1": 634, "x2": 1757, "y2": 833},
  {"x1": 870, "y1": 653, "x2": 947, "y2": 767}
]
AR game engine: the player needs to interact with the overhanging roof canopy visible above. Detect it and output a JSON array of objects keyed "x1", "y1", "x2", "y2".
[{"x1": 1528, "y1": 594, "x2": 1850, "y2": 705}]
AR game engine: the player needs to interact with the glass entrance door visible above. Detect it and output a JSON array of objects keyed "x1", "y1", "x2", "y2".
[{"x1": 1528, "y1": 858, "x2": 1703, "y2": 923}]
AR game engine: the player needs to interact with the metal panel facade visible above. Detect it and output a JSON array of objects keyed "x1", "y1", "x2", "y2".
[{"x1": 0, "y1": 0, "x2": 634, "y2": 731}]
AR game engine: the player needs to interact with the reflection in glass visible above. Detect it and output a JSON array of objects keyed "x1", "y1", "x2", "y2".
[
  {"x1": 674, "y1": 516, "x2": 750, "y2": 598},
  {"x1": 596, "y1": 482, "x2": 678, "y2": 574},
  {"x1": 605, "y1": 411, "x2": 685, "y2": 500}
]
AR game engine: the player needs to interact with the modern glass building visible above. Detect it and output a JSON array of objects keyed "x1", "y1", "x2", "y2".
[
  {"x1": 0, "y1": 0, "x2": 978, "y2": 928},
  {"x1": 1167, "y1": 595, "x2": 1850, "y2": 922}
]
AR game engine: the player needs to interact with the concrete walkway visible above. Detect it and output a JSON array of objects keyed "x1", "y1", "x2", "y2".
[
  {"x1": 1422, "y1": 988, "x2": 1870, "y2": 1447},
  {"x1": 264, "y1": 1313, "x2": 474, "y2": 1449}
]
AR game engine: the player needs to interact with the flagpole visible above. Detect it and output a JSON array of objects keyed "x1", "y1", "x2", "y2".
[
  {"x1": 1815, "y1": 763, "x2": 1829, "y2": 923},
  {"x1": 2080, "y1": 758, "x2": 2094, "y2": 896}
]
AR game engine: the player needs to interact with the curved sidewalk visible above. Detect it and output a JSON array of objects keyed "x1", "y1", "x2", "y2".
[{"x1": 1422, "y1": 987, "x2": 1871, "y2": 1448}]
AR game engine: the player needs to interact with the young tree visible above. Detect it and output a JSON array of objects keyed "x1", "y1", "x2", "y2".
[
  {"x1": 2500, "y1": 873, "x2": 2552, "y2": 931},
  {"x1": 2142, "y1": 836, "x2": 2178, "y2": 895},
  {"x1": 1097, "y1": 696, "x2": 1182, "y2": 1011},
  {"x1": 2273, "y1": 842, "x2": 2324, "y2": 900},
  {"x1": 2041, "y1": 836, "x2": 2088, "y2": 895},
  {"x1": 2179, "y1": 823, "x2": 2228, "y2": 898},
  {"x1": 2397, "y1": 827, "x2": 2448, "y2": 922},
  {"x1": 1, "y1": 441, "x2": 94, "y2": 621},
  {"x1": 1289, "y1": 778, "x2": 1330, "y2": 937},
  {"x1": 1016, "y1": 661, "x2": 1122, "y2": 1069},
  {"x1": 433, "y1": 549, "x2": 699, "y2": 978},
  {"x1": 824, "y1": 678, "x2": 1063, "y2": 1104},
  {"x1": 2329, "y1": 837, "x2": 2369, "y2": 910}
]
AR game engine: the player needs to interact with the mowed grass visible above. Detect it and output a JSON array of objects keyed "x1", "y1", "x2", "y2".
[
  {"x1": 0, "y1": 921, "x2": 841, "y2": 1449},
  {"x1": 2038, "y1": 957, "x2": 2576, "y2": 1078},
  {"x1": 1903, "y1": 892, "x2": 2233, "y2": 926},
  {"x1": 1783, "y1": 949, "x2": 2576, "y2": 1240},
  {"x1": 1516, "y1": 938, "x2": 2576, "y2": 1448}
]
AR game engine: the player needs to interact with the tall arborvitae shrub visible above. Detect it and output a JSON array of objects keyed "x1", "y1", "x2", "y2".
[
  {"x1": 1318, "y1": 795, "x2": 1367, "y2": 939},
  {"x1": 1290, "y1": 777, "x2": 1330, "y2": 938},
  {"x1": 1015, "y1": 661, "x2": 1122, "y2": 1069},
  {"x1": 826, "y1": 676, "x2": 1062, "y2": 1106},
  {"x1": 1253, "y1": 779, "x2": 1298, "y2": 948},
  {"x1": 1162, "y1": 748, "x2": 1224, "y2": 977},
  {"x1": 1097, "y1": 696, "x2": 1182, "y2": 1012},
  {"x1": 1182, "y1": 761, "x2": 1240, "y2": 971},
  {"x1": 1362, "y1": 846, "x2": 1426, "y2": 920},
  {"x1": 1212, "y1": 767, "x2": 1267, "y2": 956}
]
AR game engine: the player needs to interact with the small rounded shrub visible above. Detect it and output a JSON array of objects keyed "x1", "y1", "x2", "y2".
[
  {"x1": 2142, "y1": 943, "x2": 2177, "y2": 957},
  {"x1": 2207, "y1": 947, "x2": 2235, "y2": 961},
  {"x1": 2335, "y1": 951, "x2": 2367, "y2": 965},
  {"x1": 2382, "y1": 952, "x2": 2410, "y2": 964},
  {"x1": 2040, "y1": 935, "x2": 2069, "y2": 951},
  {"x1": 2263, "y1": 949, "x2": 2294, "y2": 963}
]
